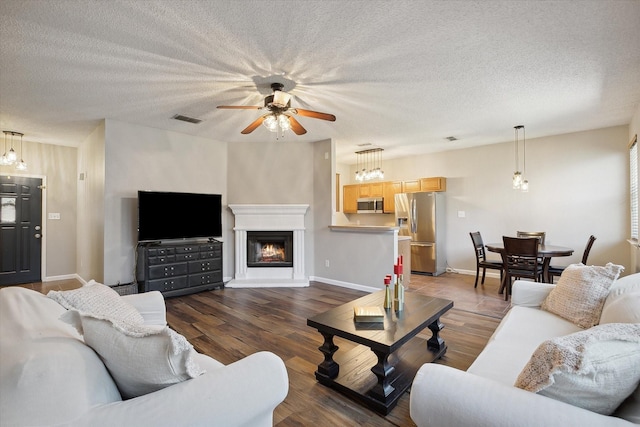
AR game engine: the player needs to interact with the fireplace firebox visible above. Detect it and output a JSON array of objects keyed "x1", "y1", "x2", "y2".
[{"x1": 247, "y1": 231, "x2": 293, "y2": 268}]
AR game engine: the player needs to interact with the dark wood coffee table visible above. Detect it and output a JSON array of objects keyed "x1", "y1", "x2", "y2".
[{"x1": 307, "y1": 290, "x2": 453, "y2": 414}]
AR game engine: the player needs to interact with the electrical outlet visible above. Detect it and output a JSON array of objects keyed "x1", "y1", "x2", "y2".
[
  {"x1": 48, "y1": 213, "x2": 61, "y2": 220},
  {"x1": 325, "y1": 259, "x2": 330, "y2": 267}
]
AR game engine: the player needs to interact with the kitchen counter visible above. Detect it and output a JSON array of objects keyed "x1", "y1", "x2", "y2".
[{"x1": 329, "y1": 225, "x2": 399, "y2": 233}]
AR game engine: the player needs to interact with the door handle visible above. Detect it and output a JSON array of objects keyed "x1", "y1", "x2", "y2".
[
  {"x1": 35, "y1": 225, "x2": 41, "y2": 231},
  {"x1": 34, "y1": 233, "x2": 41, "y2": 239}
]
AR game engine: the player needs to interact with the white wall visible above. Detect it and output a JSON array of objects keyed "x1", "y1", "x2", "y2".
[
  {"x1": 1, "y1": 139, "x2": 78, "y2": 279},
  {"x1": 341, "y1": 126, "x2": 630, "y2": 274},
  {"x1": 226, "y1": 138, "x2": 316, "y2": 278},
  {"x1": 102, "y1": 119, "x2": 228, "y2": 286},
  {"x1": 77, "y1": 122, "x2": 105, "y2": 282}
]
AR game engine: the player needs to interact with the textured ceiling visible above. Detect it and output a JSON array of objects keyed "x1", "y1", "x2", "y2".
[{"x1": 1, "y1": 0, "x2": 639, "y2": 164}]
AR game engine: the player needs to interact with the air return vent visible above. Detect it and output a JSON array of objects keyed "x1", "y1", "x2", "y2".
[{"x1": 172, "y1": 114, "x2": 202, "y2": 124}]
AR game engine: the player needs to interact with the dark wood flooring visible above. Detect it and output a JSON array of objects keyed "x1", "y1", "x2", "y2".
[{"x1": 12, "y1": 272, "x2": 508, "y2": 427}]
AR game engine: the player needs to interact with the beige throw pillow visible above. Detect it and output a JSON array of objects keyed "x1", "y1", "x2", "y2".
[
  {"x1": 63, "y1": 311, "x2": 205, "y2": 399},
  {"x1": 541, "y1": 263, "x2": 623, "y2": 328},
  {"x1": 515, "y1": 323, "x2": 640, "y2": 415},
  {"x1": 600, "y1": 274, "x2": 640, "y2": 324},
  {"x1": 48, "y1": 280, "x2": 144, "y2": 328}
]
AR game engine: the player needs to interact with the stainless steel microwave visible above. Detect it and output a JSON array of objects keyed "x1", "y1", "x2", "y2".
[{"x1": 357, "y1": 197, "x2": 384, "y2": 213}]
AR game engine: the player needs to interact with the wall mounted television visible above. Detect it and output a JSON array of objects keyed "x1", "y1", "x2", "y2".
[{"x1": 137, "y1": 191, "x2": 222, "y2": 242}]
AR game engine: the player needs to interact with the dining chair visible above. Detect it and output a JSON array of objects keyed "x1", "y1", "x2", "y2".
[
  {"x1": 516, "y1": 231, "x2": 546, "y2": 244},
  {"x1": 501, "y1": 236, "x2": 544, "y2": 300},
  {"x1": 548, "y1": 235, "x2": 597, "y2": 282},
  {"x1": 469, "y1": 232, "x2": 503, "y2": 288}
]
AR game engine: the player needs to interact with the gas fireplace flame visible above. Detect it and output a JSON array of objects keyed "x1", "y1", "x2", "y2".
[{"x1": 260, "y1": 243, "x2": 286, "y2": 262}]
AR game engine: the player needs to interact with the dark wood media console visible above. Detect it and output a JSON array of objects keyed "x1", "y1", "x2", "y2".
[{"x1": 136, "y1": 240, "x2": 223, "y2": 297}]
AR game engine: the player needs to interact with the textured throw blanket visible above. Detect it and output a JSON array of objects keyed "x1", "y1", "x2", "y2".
[{"x1": 516, "y1": 323, "x2": 640, "y2": 393}]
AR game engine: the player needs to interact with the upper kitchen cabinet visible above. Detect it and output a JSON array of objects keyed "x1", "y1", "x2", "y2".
[
  {"x1": 420, "y1": 177, "x2": 446, "y2": 192},
  {"x1": 343, "y1": 184, "x2": 359, "y2": 214},
  {"x1": 402, "y1": 180, "x2": 421, "y2": 193},
  {"x1": 383, "y1": 181, "x2": 402, "y2": 213},
  {"x1": 358, "y1": 182, "x2": 384, "y2": 198}
]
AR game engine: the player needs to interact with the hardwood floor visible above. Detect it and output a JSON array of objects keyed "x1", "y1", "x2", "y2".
[{"x1": 11, "y1": 272, "x2": 508, "y2": 427}]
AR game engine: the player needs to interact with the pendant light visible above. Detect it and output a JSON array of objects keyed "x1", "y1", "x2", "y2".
[
  {"x1": 1, "y1": 131, "x2": 27, "y2": 170},
  {"x1": 512, "y1": 125, "x2": 528, "y2": 192},
  {"x1": 354, "y1": 148, "x2": 384, "y2": 182}
]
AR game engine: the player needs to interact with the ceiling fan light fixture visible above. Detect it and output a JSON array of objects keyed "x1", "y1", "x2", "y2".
[
  {"x1": 278, "y1": 114, "x2": 291, "y2": 131},
  {"x1": 263, "y1": 114, "x2": 278, "y2": 132},
  {"x1": 272, "y1": 91, "x2": 292, "y2": 108}
]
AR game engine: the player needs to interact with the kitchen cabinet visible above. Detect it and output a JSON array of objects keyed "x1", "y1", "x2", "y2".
[
  {"x1": 358, "y1": 182, "x2": 384, "y2": 197},
  {"x1": 383, "y1": 181, "x2": 402, "y2": 213},
  {"x1": 420, "y1": 177, "x2": 446, "y2": 192},
  {"x1": 343, "y1": 184, "x2": 359, "y2": 214},
  {"x1": 343, "y1": 177, "x2": 446, "y2": 215},
  {"x1": 402, "y1": 180, "x2": 421, "y2": 193}
]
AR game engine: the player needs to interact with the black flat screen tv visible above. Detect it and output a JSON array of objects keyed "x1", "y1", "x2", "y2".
[{"x1": 137, "y1": 191, "x2": 222, "y2": 242}]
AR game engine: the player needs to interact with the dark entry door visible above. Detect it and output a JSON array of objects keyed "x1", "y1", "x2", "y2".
[{"x1": 0, "y1": 175, "x2": 43, "y2": 285}]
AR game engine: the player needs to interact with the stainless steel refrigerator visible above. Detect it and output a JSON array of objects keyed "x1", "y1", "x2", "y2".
[{"x1": 395, "y1": 192, "x2": 446, "y2": 276}]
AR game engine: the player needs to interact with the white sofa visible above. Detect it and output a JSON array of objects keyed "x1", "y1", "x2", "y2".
[
  {"x1": 0, "y1": 286, "x2": 289, "y2": 427},
  {"x1": 410, "y1": 272, "x2": 640, "y2": 427}
]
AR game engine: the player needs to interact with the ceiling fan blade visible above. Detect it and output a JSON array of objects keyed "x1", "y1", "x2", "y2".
[
  {"x1": 293, "y1": 108, "x2": 336, "y2": 122},
  {"x1": 287, "y1": 116, "x2": 307, "y2": 135},
  {"x1": 241, "y1": 116, "x2": 266, "y2": 134},
  {"x1": 217, "y1": 105, "x2": 262, "y2": 110}
]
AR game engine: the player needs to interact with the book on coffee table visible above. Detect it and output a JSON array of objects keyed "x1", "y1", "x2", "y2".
[{"x1": 353, "y1": 306, "x2": 385, "y2": 323}]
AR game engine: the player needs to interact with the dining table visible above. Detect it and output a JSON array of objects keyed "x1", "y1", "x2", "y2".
[{"x1": 485, "y1": 242, "x2": 574, "y2": 291}]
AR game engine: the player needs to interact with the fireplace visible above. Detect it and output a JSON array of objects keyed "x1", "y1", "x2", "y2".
[
  {"x1": 227, "y1": 204, "x2": 309, "y2": 288},
  {"x1": 247, "y1": 231, "x2": 293, "y2": 268}
]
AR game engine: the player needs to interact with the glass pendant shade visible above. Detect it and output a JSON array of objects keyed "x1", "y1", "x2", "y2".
[
  {"x1": 512, "y1": 171, "x2": 522, "y2": 189},
  {"x1": 263, "y1": 115, "x2": 278, "y2": 132},
  {"x1": 7, "y1": 148, "x2": 17, "y2": 163},
  {"x1": 278, "y1": 115, "x2": 291, "y2": 131}
]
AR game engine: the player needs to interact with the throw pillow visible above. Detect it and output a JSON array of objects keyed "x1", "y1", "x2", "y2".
[
  {"x1": 48, "y1": 280, "x2": 144, "y2": 328},
  {"x1": 541, "y1": 263, "x2": 624, "y2": 328},
  {"x1": 515, "y1": 323, "x2": 640, "y2": 415},
  {"x1": 600, "y1": 274, "x2": 640, "y2": 324},
  {"x1": 63, "y1": 311, "x2": 205, "y2": 399}
]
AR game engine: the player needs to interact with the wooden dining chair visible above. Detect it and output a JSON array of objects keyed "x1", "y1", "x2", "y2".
[
  {"x1": 516, "y1": 231, "x2": 546, "y2": 244},
  {"x1": 501, "y1": 236, "x2": 544, "y2": 300},
  {"x1": 548, "y1": 235, "x2": 596, "y2": 282},
  {"x1": 469, "y1": 232, "x2": 503, "y2": 288}
]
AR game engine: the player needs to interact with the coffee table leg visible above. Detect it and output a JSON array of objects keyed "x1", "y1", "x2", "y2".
[
  {"x1": 369, "y1": 349, "x2": 395, "y2": 401},
  {"x1": 427, "y1": 318, "x2": 446, "y2": 353},
  {"x1": 316, "y1": 331, "x2": 340, "y2": 379}
]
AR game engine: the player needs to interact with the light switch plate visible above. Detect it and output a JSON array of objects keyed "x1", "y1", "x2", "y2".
[{"x1": 48, "y1": 213, "x2": 61, "y2": 220}]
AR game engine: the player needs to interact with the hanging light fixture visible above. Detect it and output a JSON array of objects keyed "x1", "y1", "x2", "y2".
[
  {"x1": 512, "y1": 125, "x2": 528, "y2": 192},
  {"x1": 354, "y1": 148, "x2": 384, "y2": 182},
  {"x1": 1, "y1": 131, "x2": 26, "y2": 170},
  {"x1": 262, "y1": 113, "x2": 291, "y2": 139}
]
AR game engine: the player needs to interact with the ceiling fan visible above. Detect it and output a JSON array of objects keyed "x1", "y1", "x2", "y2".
[{"x1": 217, "y1": 83, "x2": 336, "y2": 135}]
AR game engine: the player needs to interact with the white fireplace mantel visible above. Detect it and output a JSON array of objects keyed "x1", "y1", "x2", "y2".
[{"x1": 227, "y1": 204, "x2": 309, "y2": 288}]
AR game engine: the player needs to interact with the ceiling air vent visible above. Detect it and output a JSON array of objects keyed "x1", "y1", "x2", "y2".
[
  {"x1": 172, "y1": 114, "x2": 202, "y2": 124},
  {"x1": 445, "y1": 136, "x2": 458, "y2": 142}
]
